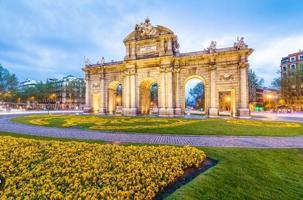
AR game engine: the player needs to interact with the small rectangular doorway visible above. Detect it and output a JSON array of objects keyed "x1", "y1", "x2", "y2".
[
  {"x1": 219, "y1": 91, "x2": 232, "y2": 116},
  {"x1": 92, "y1": 94, "x2": 100, "y2": 113}
]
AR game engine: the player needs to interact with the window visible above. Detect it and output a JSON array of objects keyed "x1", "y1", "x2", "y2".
[
  {"x1": 291, "y1": 64, "x2": 296, "y2": 70},
  {"x1": 290, "y1": 56, "x2": 296, "y2": 62},
  {"x1": 281, "y1": 57, "x2": 289, "y2": 64},
  {"x1": 283, "y1": 66, "x2": 287, "y2": 71},
  {"x1": 299, "y1": 54, "x2": 303, "y2": 60}
]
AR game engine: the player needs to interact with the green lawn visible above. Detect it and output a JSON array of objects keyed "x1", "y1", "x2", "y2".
[
  {"x1": 1, "y1": 132, "x2": 302, "y2": 200},
  {"x1": 168, "y1": 148, "x2": 303, "y2": 200},
  {"x1": 12, "y1": 114, "x2": 303, "y2": 136}
]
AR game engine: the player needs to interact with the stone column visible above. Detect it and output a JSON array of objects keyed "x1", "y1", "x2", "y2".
[
  {"x1": 122, "y1": 72, "x2": 130, "y2": 115},
  {"x1": 99, "y1": 72, "x2": 106, "y2": 114},
  {"x1": 84, "y1": 73, "x2": 92, "y2": 113},
  {"x1": 159, "y1": 67, "x2": 167, "y2": 116},
  {"x1": 238, "y1": 63, "x2": 250, "y2": 118},
  {"x1": 208, "y1": 65, "x2": 218, "y2": 117},
  {"x1": 174, "y1": 68, "x2": 182, "y2": 116},
  {"x1": 165, "y1": 67, "x2": 174, "y2": 116},
  {"x1": 129, "y1": 69, "x2": 137, "y2": 116}
]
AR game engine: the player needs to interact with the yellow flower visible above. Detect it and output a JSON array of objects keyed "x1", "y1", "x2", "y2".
[
  {"x1": 226, "y1": 119, "x2": 301, "y2": 128},
  {"x1": 21, "y1": 115, "x2": 198, "y2": 131},
  {"x1": 0, "y1": 136, "x2": 206, "y2": 199}
]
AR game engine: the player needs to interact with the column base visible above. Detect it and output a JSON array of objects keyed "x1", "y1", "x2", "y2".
[
  {"x1": 98, "y1": 108, "x2": 107, "y2": 115},
  {"x1": 83, "y1": 106, "x2": 92, "y2": 113},
  {"x1": 159, "y1": 108, "x2": 175, "y2": 117},
  {"x1": 237, "y1": 108, "x2": 251, "y2": 118},
  {"x1": 208, "y1": 107, "x2": 218, "y2": 118},
  {"x1": 122, "y1": 108, "x2": 137, "y2": 116},
  {"x1": 174, "y1": 108, "x2": 182, "y2": 116}
]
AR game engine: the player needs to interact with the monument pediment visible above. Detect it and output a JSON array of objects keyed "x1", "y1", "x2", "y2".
[
  {"x1": 123, "y1": 18, "x2": 174, "y2": 42},
  {"x1": 123, "y1": 18, "x2": 179, "y2": 60}
]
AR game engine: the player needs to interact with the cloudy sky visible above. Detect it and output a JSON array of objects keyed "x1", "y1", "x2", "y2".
[{"x1": 1, "y1": 0, "x2": 303, "y2": 85}]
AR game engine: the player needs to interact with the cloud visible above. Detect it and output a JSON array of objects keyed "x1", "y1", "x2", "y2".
[
  {"x1": 1, "y1": 0, "x2": 303, "y2": 86},
  {"x1": 250, "y1": 34, "x2": 303, "y2": 85}
]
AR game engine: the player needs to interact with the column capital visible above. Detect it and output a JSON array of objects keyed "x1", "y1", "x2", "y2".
[
  {"x1": 208, "y1": 64, "x2": 217, "y2": 71},
  {"x1": 239, "y1": 62, "x2": 249, "y2": 69},
  {"x1": 173, "y1": 68, "x2": 181, "y2": 73},
  {"x1": 160, "y1": 66, "x2": 173, "y2": 73},
  {"x1": 123, "y1": 68, "x2": 136, "y2": 76}
]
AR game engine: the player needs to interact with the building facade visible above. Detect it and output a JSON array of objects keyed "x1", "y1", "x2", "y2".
[
  {"x1": 249, "y1": 87, "x2": 279, "y2": 111},
  {"x1": 281, "y1": 50, "x2": 303, "y2": 75},
  {"x1": 83, "y1": 19, "x2": 253, "y2": 117},
  {"x1": 18, "y1": 79, "x2": 37, "y2": 91},
  {"x1": 280, "y1": 50, "x2": 303, "y2": 110},
  {"x1": 47, "y1": 75, "x2": 85, "y2": 109}
]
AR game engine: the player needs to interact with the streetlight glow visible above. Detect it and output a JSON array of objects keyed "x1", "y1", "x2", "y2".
[{"x1": 266, "y1": 94, "x2": 272, "y2": 99}]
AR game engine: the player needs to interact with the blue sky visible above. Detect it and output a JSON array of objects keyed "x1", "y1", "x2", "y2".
[{"x1": 1, "y1": 0, "x2": 303, "y2": 85}]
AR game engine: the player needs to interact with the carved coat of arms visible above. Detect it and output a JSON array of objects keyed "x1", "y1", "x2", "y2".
[
  {"x1": 135, "y1": 18, "x2": 157, "y2": 40},
  {"x1": 220, "y1": 74, "x2": 235, "y2": 81}
]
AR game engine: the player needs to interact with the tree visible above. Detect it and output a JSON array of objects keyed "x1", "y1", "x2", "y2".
[
  {"x1": 270, "y1": 70, "x2": 281, "y2": 90},
  {"x1": 248, "y1": 69, "x2": 264, "y2": 103},
  {"x1": 248, "y1": 69, "x2": 264, "y2": 88},
  {"x1": 16, "y1": 81, "x2": 55, "y2": 103},
  {"x1": 281, "y1": 63, "x2": 303, "y2": 107},
  {"x1": 0, "y1": 64, "x2": 18, "y2": 101},
  {"x1": 186, "y1": 82, "x2": 204, "y2": 110}
]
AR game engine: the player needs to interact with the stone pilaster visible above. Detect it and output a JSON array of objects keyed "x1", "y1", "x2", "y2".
[
  {"x1": 165, "y1": 67, "x2": 174, "y2": 116},
  {"x1": 174, "y1": 67, "x2": 182, "y2": 116},
  {"x1": 129, "y1": 68, "x2": 137, "y2": 115},
  {"x1": 122, "y1": 67, "x2": 137, "y2": 116},
  {"x1": 99, "y1": 71, "x2": 106, "y2": 114},
  {"x1": 84, "y1": 73, "x2": 92, "y2": 113},
  {"x1": 159, "y1": 66, "x2": 167, "y2": 116},
  {"x1": 208, "y1": 64, "x2": 218, "y2": 117},
  {"x1": 238, "y1": 62, "x2": 250, "y2": 118},
  {"x1": 122, "y1": 71, "x2": 130, "y2": 115},
  {"x1": 159, "y1": 61, "x2": 174, "y2": 117}
]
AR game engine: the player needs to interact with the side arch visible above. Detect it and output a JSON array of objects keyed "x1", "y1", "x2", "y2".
[
  {"x1": 139, "y1": 78, "x2": 158, "y2": 115},
  {"x1": 108, "y1": 81, "x2": 122, "y2": 114}
]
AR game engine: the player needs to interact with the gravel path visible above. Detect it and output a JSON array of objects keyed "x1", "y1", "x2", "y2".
[{"x1": 1, "y1": 114, "x2": 302, "y2": 148}]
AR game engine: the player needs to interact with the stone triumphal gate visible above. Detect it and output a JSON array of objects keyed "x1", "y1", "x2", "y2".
[{"x1": 83, "y1": 18, "x2": 253, "y2": 117}]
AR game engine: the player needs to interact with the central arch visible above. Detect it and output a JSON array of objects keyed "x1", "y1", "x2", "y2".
[
  {"x1": 139, "y1": 78, "x2": 158, "y2": 115},
  {"x1": 108, "y1": 81, "x2": 123, "y2": 114},
  {"x1": 184, "y1": 75, "x2": 206, "y2": 115}
]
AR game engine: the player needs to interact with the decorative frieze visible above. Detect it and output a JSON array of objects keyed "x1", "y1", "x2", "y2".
[{"x1": 219, "y1": 74, "x2": 235, "y2": 81}]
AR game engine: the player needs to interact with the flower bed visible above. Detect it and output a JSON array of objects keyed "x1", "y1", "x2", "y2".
[
  {"x1": 0, "y1": 136, "x2": 206, "y2": 199},
  {"x1": 226, "y1": 119, "x2": 301, "y2": 128},
  {"x1": 22, "y1": 115, "x2": 197, "y2": 131}
]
